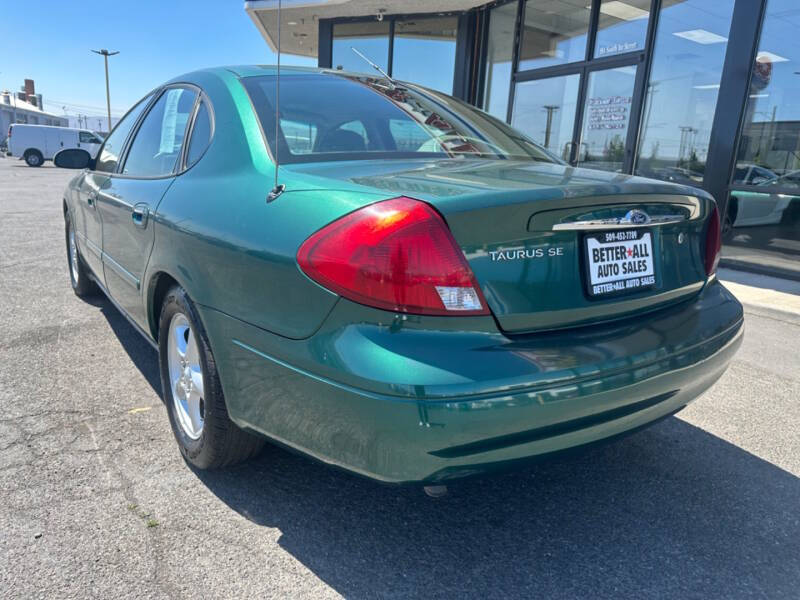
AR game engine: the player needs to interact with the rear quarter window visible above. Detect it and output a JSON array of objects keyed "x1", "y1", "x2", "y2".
[
  {"x1": 186, "y1": 99, "x2": 213, "y2": 167},
  {"x1": 280, "y1": 118, "x2": 317, "y2": 154}
]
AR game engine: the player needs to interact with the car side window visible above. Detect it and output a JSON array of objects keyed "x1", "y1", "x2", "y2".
[
  {"x1": 315, "y1": 119, "x2": 370, "y2": 153},
  {"x1": 185, "y1": 99, "x2": 212, "y2": 167},
  {"x1": 280, "y1": 118, "x2": 317, "y2": 155},
  {"x1": 122, "y1": 87, "x2": 198, "y2": 177},
  {"x1": 340, "y1": 120, "x2": 369, "y2": 144},
  {"x1": 389, "y1": 118, "x2": 434, "y2": 152},
  {"x1": 95, "y1": 92, "x2": 155, "y2": 173},
  {"x1": 79, "y1": 131, "x2": 98, "y2": 143}
]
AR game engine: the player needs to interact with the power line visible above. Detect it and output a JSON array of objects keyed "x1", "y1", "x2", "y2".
[
  {"x1": 44, "y1": 98, "x2": 125, "y2": 114},
  {"x1": 45, "y1": 105, "x2": 122, "y2": 119}
]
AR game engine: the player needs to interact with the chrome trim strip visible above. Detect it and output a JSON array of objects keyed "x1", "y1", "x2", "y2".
[
  {"x1": 92, "y1": 275, "x2": 158, "y2": 350},
  {"x1": 552, "y1": 215, "x2": 688, "y2": 231},
  {"x1": 77, "y1": 232, "x2": 103, "y2": 259},
  {"x1": 73, "y1": 229, "x2": 156, "y2": 350},
  {"x1": 102, "y1": 253, "x2": 140, "y2": 290}
]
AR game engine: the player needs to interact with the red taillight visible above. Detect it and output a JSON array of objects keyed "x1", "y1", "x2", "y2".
[
  {"x1": 297, "y1": 197, "x2": 490, "y2": 316},
  {"x1": 704, "y1": 203, "x2": 722, "y2": 276}
]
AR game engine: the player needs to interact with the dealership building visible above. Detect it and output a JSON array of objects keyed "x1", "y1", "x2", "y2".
[{"x1": 245, "y1": 0, "x2": 800, "y2": 278}]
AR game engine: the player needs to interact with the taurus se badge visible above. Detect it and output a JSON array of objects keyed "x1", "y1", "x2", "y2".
[{"x1": 489, "y1": 246, "x2": 564, "y2": 261}]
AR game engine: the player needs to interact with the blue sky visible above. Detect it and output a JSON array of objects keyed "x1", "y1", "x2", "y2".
[{"x1": 4, "y1": 1, "x2": 313, "y2": 120}]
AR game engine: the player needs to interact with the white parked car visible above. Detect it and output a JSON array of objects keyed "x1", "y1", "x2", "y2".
[{"x1": 7, "y1": 124, "x2": 103, "y2": 167}]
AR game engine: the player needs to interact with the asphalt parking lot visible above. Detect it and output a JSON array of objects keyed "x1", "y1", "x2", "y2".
[{"x1": 1, "y1": 156, "x2": 798, "y2": 599}]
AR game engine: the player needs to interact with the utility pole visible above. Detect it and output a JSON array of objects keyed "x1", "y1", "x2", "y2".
[
  {"x1": 542, "y1": 105, "x2": 560, "y2": 149},
  {"x1": 91, "y1": 49, "x2": 119, "y2": 132}
]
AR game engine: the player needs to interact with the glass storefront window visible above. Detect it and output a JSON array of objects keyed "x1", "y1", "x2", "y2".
[
  {"x1": 634, "y1": 0, "x2": 735, "y2": 187},
  {"x1": 482, "y1": 2, "x2": 517, "y2": 120},
  {"x1": 332, "y1": 21, "x2": 390, "y2": 74},
  {"x1": 393, "y1": 16, "x2": 458, "y2": 93},
  {"x1": 734, "y1": 0, "x2": 800, "y2": 186},
  {"x1": 724, "y1": 0, "x2": 800, "y2": 277},
  {"x1": 511, "y1": 74, "x2": 580, "y2": 158},
  {"x1": 721, "y1": 189, "x2": 800, "y2": 277},
  {"x1": 594, "y1": 0, "x2": 651, "y2": 58},
  {"x1": 577, "y1": 65, "x2": 638, "y2": 172},
  {"x1": 518, "y1": 0, "x2": 591, "y2": 70}
]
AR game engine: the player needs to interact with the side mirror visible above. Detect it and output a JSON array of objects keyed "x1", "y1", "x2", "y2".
[{"x1": 54, "y1": 148, "x2": 93, "y2": 170}]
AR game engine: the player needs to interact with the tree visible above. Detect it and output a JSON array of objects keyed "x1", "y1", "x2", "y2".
[
  {"x1": 687, "y1": 149, "x2": 703, "y2": 174},
  {"x1": 604, "y1": 135, "x2": 626, "y2": 163}
]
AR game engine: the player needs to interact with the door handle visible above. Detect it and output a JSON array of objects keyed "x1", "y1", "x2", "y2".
[
  {"x1": 87, "y1": 191, "x2": 97, "y2": 208},
  {"x1": 132, "y1": 204, "x2": 149, "y2": 229}
]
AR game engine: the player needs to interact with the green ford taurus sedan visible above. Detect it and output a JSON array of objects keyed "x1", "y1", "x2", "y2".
[{"x1": 55, "y1": 66, "x2": 743, "y2": 484}]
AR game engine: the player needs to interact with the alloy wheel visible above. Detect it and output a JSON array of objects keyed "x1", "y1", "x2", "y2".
[
  {"x1": 68, "y1": 226, "x2": 79, "y2": 285},
  {"x1": 167, "y1": 313, "x2": 205, "y2": 439}
]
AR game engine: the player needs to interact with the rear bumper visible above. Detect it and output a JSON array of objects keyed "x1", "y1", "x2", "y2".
[{"x1": 199, "y1": 279, "x2": 743, "y2": 483}]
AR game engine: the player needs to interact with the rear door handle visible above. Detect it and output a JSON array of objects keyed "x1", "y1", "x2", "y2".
[{"x1": 132, "y1": 203, "x2": 149, "y2": 229}]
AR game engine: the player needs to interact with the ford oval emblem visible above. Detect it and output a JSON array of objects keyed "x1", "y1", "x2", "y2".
[{"x1": 624, "y1": 209, "x2": 651, "y2": 225}]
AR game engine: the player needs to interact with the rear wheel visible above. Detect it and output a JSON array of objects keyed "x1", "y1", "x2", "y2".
[
  {"x1": 64, "y1": 210, "x2": 98, "y2": 297},
  {"x1": 25, "y1": 150, "x2": 43, "y2": 167},
  {"x1": 158, "y1": 286, "x2": 264, "y2": 469}
]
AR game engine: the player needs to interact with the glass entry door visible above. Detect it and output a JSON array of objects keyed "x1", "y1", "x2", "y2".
[
  {"x1": 511, "y1": 62, "x2": 639, "y2": 172},
  {"x1": 510, "y1": 74, "x2": 580, "y2": 161},
  {"x1": 575, "y1": 64, "x2": 639, "y2": 172}
]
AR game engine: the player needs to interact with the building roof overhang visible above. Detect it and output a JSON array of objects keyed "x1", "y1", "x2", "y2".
[{"x1": 244, "y1": 0, "x2": 486, "y2": 57}]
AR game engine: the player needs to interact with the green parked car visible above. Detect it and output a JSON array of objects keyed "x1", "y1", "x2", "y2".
[{"x1": 55, "y1": 66, "x2": 743, "y2": 485}]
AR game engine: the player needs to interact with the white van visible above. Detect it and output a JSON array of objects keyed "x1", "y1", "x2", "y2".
[{"x1": 7, "y1": 124, "x2": 104, "y2": 167}]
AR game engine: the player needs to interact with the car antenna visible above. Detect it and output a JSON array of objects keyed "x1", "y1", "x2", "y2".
[
  {"x1": 350, "y1": 47, "x2": 395, "y2": 89},
  {"x1": 267, "y1": 0, "x2": 285, "y2": 203}
]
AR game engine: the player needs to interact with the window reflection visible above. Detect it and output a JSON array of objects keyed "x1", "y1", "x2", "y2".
[
  {"x1": 724, "y1": 0, "x2": 800, "y2": 276},
  {"x1": 518, "y1": 0, "x2": 590, "y2": 70},
  {"x1": 483, "y1": 2, "x2": 517, "y2": 119},
  {"x1": 332, "y1": 21, "x2": 390, "y2": 74},
  {"x1": 577, "y1": 66, "x2": 638, "y2": 172},
  {"x1": 734, "y1": 0, "x2": 800, "y2": 188},
  {"x1": 594, "y1": 0, "x2": 650, "y2": 58},
  {"x1": 635, "y1": 0, "x2": 735, "y2": 187},
  {"x1": 511, "y1": 74, "x2": 580, "y2": 158},
  {"x1": 722, "y1": 191, "x2": 800, "y2": 276},
  {"x1": 392, "y1": 16, "x2": 458, "y2": 93}
]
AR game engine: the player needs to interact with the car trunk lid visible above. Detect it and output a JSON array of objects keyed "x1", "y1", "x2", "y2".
[{"x1": 285, "y1": 159, "x2": 713, "y2": 332}]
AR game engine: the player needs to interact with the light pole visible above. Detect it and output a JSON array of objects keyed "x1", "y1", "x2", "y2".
[{"x1": 91, "y1": 48, "x2": 119, "y2": 132}]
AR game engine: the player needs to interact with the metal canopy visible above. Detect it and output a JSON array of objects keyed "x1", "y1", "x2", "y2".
[{"x1": 244, "y1": 0, "x2": 486, "y2": 57}]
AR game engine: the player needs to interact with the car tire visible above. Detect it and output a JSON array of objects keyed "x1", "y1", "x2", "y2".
[
  {"x1": 25, "y1": 150, "x2": 43, "y2": 167},
  {"x1": 781, "y1": 199, "x2": 800, "y2": 226},
  {"x1": 158, "y1": 285, "x2": 265, "y2": 469},
  {"x1": 65, "y1": 210, "x2": 98, "y2": 297},
  {"x1": 722, "y1": 198, "x2": 737, "y2": 241}
]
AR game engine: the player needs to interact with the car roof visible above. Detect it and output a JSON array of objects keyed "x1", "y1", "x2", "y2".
[
  {"x1": 171, "y1": 65, "x2": 385, "y2": 84},
  {"x1": 223, "y1": 65, "x2": 325, "y2": 78}
]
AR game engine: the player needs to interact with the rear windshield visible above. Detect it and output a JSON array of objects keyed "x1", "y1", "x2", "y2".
[{"x1": 242, "y1": 73, "x2": 559, "y2": 164}]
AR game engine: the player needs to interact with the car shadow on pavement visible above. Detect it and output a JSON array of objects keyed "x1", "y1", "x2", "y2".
[
  {"x1": 90, "y1": 294, "x2": 161, "y2": 394},
  {"x1": 193, "y1": 418, "x2": 799, "y2": 598},
  {"x1": 93, "y1": 294, "x2": 798, "y2": 597}
]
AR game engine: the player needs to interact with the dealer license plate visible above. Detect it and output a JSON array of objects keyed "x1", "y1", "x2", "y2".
[{"x1": 585, "y1": 229, "x2": 656, "y2": 297}]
